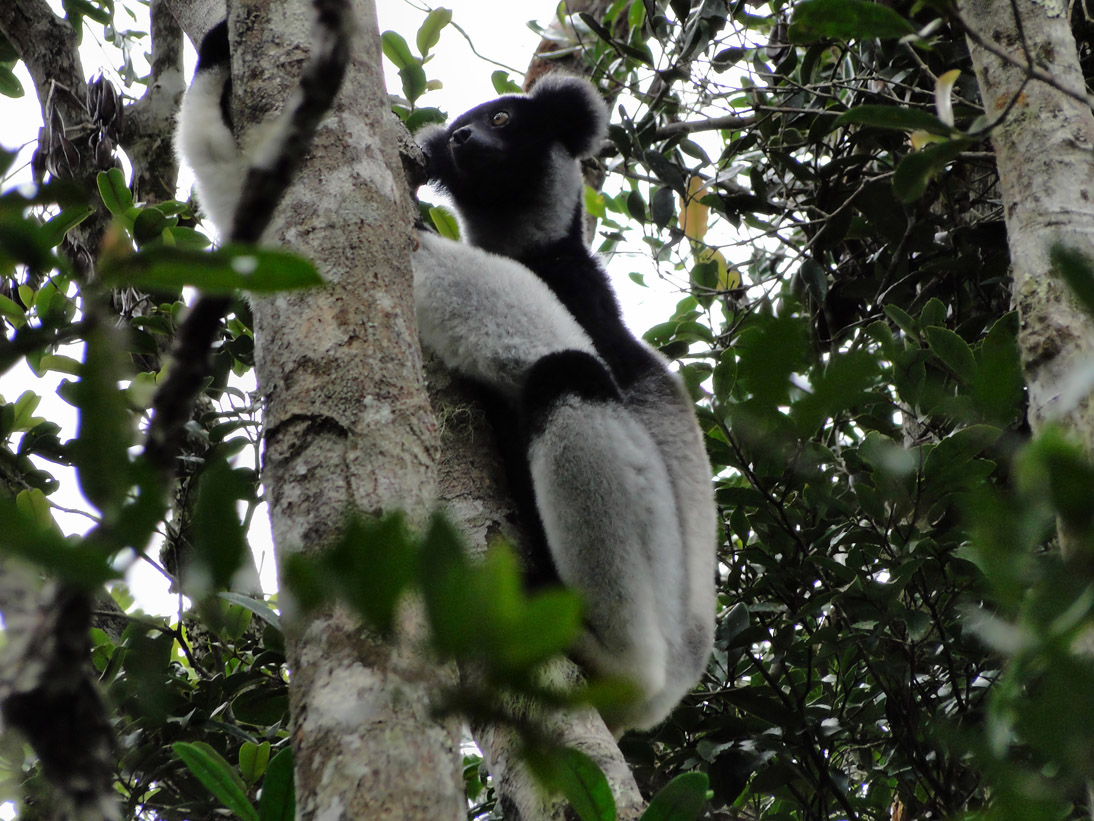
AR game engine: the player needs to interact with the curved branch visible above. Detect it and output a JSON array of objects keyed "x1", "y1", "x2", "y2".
[{"x1": 0, "y1": 0, "x2": 86, "y2": 127}]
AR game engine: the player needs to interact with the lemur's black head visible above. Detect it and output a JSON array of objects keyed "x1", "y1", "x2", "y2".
[{"x1": 416, "y1": 74, "x2": 607, "y2": 253}]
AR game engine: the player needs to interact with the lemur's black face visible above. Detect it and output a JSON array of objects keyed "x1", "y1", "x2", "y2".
[
  {"x1": 426, "y1": 96, "x2": 554, "y2": 206},
  {"x1": 417, "y1": 75, "x2": 608, "y2": 212}
]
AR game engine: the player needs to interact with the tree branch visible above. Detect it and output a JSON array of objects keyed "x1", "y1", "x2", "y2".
[
  {"x1": 124, "y1": 0, "x2": 186, "y2": 205},
  {"x1": 655, "y1": 113, "x2": 755, "y2": 139},
  {"x1": 0, "y1": 0, "x2": 86, "y2": 129}
]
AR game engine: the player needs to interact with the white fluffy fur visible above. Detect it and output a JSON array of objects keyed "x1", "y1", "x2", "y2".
[
  {"x1": 413, "y1": 232, "x2": 597, "y2": 397},
  {"x1": 175, "y1": 66, "x2": 242, "y2": 235},
  {"x1": 529, "y1": 397, "x2": 678, "y2": 704}
]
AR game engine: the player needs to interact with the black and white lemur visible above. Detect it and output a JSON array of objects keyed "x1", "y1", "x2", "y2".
[{"x1": 176, "y1": 21, "x2": 716, "y2": 731}]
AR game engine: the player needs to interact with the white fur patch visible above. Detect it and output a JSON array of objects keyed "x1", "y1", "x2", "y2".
[
  {"x1": 412, "y1": 232, "x2": 598, "y2": 397},
  {"x1": 175, "y1": 67, "x2": 242, "y2": 235}
]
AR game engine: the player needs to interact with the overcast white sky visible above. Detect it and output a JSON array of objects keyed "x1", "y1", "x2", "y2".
[{"x1": 0, "y1": 0, "x2": 684, "y2": 612}]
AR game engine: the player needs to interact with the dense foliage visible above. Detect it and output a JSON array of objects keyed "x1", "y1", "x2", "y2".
[{"x1": 4, "y1": 0, "x2": 1094, "y2": 819}]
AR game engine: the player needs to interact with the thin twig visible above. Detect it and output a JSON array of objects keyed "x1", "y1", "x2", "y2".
[{"x1": 654, "y1": 113, "x2": 755, "y2": 139}]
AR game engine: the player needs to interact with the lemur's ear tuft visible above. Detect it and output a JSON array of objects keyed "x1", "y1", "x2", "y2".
[{"x1": 528, "y1": 73, "x2": 608, "y2": 159}]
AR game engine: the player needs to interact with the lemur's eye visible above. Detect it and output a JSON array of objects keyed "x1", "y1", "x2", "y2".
[{"x1": 491, "y1": 110, "x2": 510, "y2": 127}]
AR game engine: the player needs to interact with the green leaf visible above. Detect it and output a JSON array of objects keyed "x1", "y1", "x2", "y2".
[
  {"x1": 399, "y1": 62, "x2": 428, "y2": 104},
  {"x1": 218, "y1": 592, "x2": 282, "y2": 631},
  {"x1": 0, "y1": 292, "x2": 25, "y2": 327},
  {"x1": 925, "y1": 326, "x2": 976, "y2": 384},
  {"x1": 64, "y1": 0, "x2": 112, "y2": 25},
  {"x1": 735, "y1": 314, "x2": 809, "y2": 406},
  {"x1": 0, "y1": 34, "x2": 17, "y2": 62},
  {"x1": 1023, "y1": 429, "x2": 1094, "y2": 532},
  {"x1": 41, "y1": 205, "x2": 93, "y2": 248},
  {"x1": 791, "y1": 348, "x2": 878, "y2": 435},
  {"x1": 641, "y1": 772, "x2": 710, "y2": 821},
  {"x1": 651, "y1": 187, "x2": 675, "y2": 228},
  {"x1": 12, "y1": 390, "x2": 42, "y2": 430},
  {"x1": 14, "y1": 487, "x2": 52, "y2": 531},
  {"x1": 920, "y1": 297, "x2": 946, "y2": 329},
  {"x1": 971, "y1": 314, "x2": 1024, "y2": 426},
  {"x1": 191, "y1": 460, "x2": 251, "y2": 591},
  {"x1": 381, "y1": 31, "x2": 428, "y2": 101},
  {"x1": 789, "y1": 0, "x2": 915, "y2": 42},
  {"x1": 380, "y1": 31, "x2": 415, "y2": 69},
  {"x1": 133, "y1": 207, "x2": 171, "y2": 246},
  {"x1": 0, "y1": 215, "x2": 56, "y2": 272},
  {"x1": 102, "y1": 245, "x2": 322, "y2": 294},
  {"x1": 892, "y1": 139, "x2": 971, "y2": 202},
  {"x1": 173, "y1": 742, "x2": 259, "y2": 821},
  {"x1": 416, "y1": 8, "x2": 452, "y2": 56},
  {"x1": 0, "y1": 65, "x2": 24, "y2": 98},
  {"x1": 258, "y1": 748, "x2": 295, "y2": 821},
  {"x1": 500, "y1": 587, "x2": 582, "y2": 671},
  {"x1": 97, "y1": 168, "x2": 133, "y2": 215},
  {"x1": 491, "y1": 70, "x2": 523, "y2": 95},
  {"x1": 419, "y1": 514, "x2": 478, "y2": 657},
  {"x1": 923, "y1": 424, "x2": 1002, "y2": 490},
  {"x1": 163, "y1": 225, "x2": 213, "y2": 249},
  {"x1": 239, "y1": 741, "x2": 271, "y2": 785},
  {"x1": 0, "y1": 494, "x2": 119, "y2": 586},
  {"x1": 428, "y1": 206, "x2": 460, "y2": 240},
  {"x1": 38, "y1": 354, "x2": 82, "y2": 375},
  {"x1": 70, "y1": 327, "x2": 133, "y2": 517},
  {"x1": 326, "y1": 513, "x2": 418, "y2": 634},
  {"x1": 526, "y1": 747, "x2": 615, "y2": 821},
  {"x1": 405, "y1": 106, "x2": 447, "y2": 133},
  {"x1": 232, "y1": 685, "x2": 290, "y2": 727},
  {"x1": 644, "y1": 151, "x2": 687, "y2": 196},
  {"x1": 835, "y1": 105, "x2": 952, "y2": 136}
]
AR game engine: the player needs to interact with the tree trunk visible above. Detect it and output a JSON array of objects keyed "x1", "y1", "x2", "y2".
[
  {"x1": 226, "y1": 0, "x2": 463, "y2": 817},
  {"x1": 960, "y1": 0, "x2": 1094, "y2": 555},
  {"x1": 962, "y1": 5, "x2": 1094, "y2": 810}
]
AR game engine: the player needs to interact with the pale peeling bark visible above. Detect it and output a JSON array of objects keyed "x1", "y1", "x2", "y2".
[
  {"x1": 961, "y1": 0, "x2": 1094, "y2": 551},
  {"x1": 227, "y1": 1, "x2": 463, "y2": 818}
]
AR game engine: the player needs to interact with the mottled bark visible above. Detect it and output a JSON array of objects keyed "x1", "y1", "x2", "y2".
[
  {"x1": 125, "y1": 0, "x2": 186, "y2": 206},
  {"x1": 226, "y1": 0, "x2": 463, "y2": 817},
  {"x1": 961, "y1": 0, "x2": 1094, "y2": 555}
]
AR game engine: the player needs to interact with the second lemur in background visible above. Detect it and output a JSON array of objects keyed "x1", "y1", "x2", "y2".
[{"x1": 177, "y1": 22, "x2": 716, "y2": 731}]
